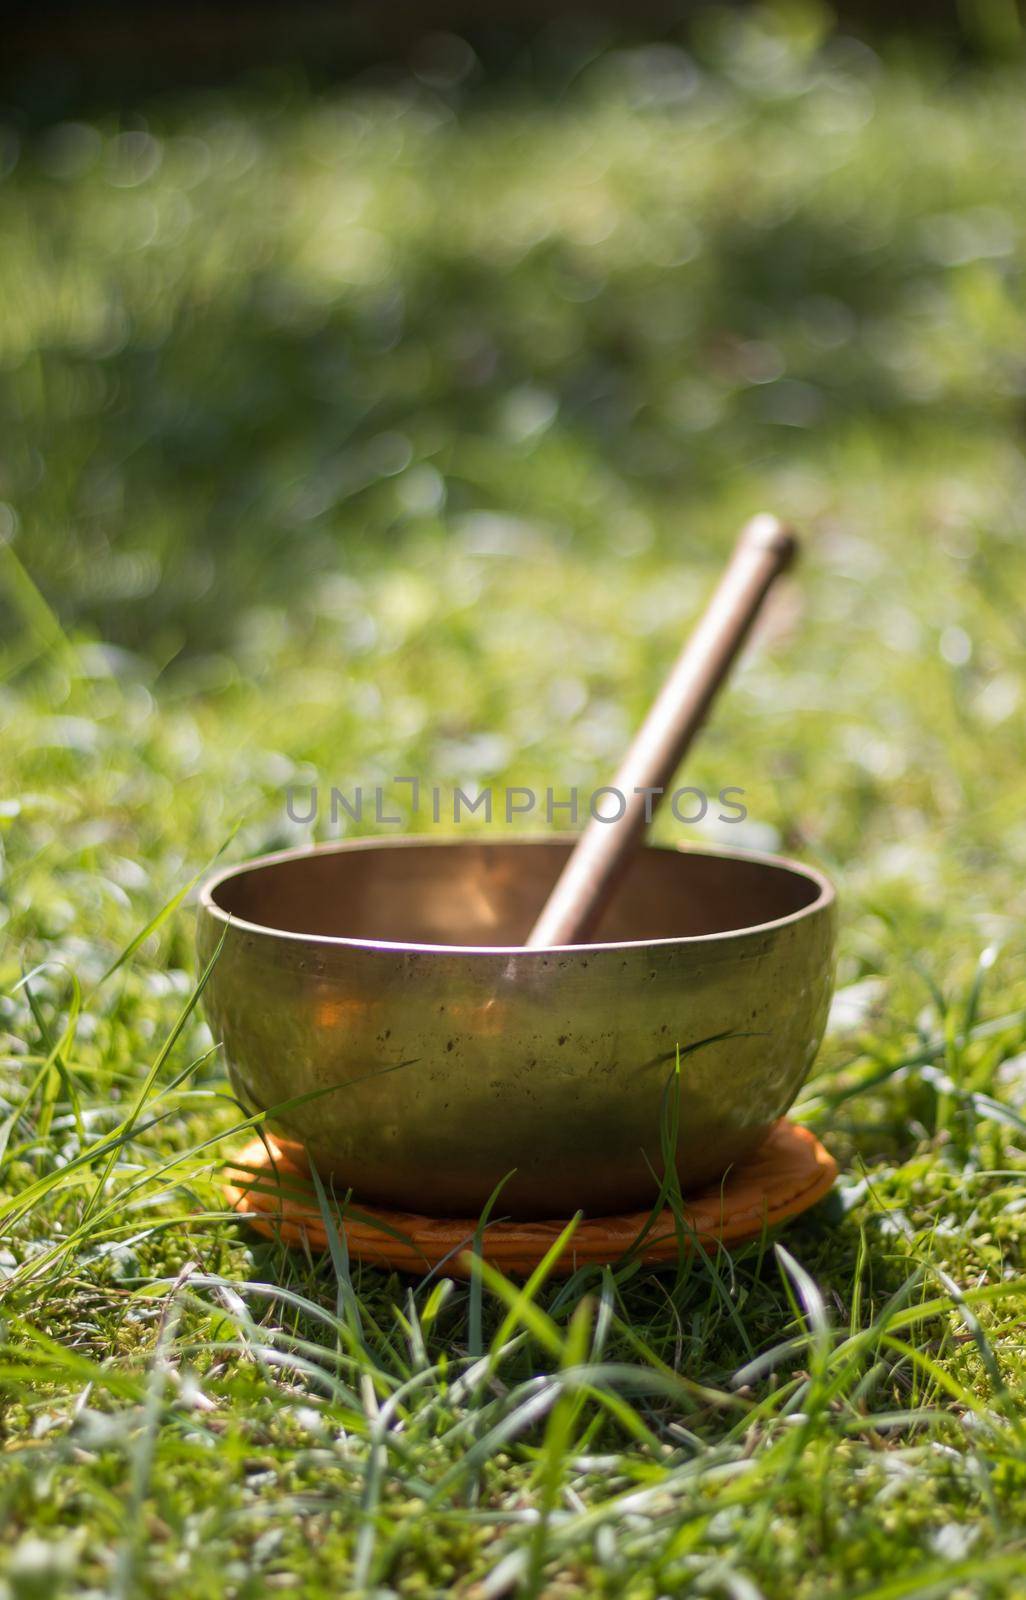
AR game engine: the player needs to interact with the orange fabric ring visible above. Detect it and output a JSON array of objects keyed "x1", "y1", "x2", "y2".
[{"x1": 222, "y1": 1119, "x2": 837, "y2": 1279}]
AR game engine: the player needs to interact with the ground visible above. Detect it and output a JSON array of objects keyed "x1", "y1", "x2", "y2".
[{"x1": 3, "y1": 11, "x2": 1026, "y2": 1597}]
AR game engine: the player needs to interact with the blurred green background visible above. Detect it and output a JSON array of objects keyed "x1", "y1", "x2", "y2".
[{"x1": 3, "y1": 3, "x2": 1026, "y2": 970}]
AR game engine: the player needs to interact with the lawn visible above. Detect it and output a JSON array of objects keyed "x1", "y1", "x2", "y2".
[{"x1": 3, "y1": 10, "x2": 1026, "y2": 1595}]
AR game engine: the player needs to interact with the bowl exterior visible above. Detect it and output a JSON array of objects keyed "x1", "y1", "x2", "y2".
[{"x1": 198, "y1": 844, "x2": 836, "y2": 1218}]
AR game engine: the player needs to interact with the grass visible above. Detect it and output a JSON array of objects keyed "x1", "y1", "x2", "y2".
[{"x1": 3, "y1": 9, "x2": 1026, "y2": 1594}]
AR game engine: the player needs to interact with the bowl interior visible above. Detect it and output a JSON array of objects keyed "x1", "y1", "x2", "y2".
[{"x1": 207, "y1": 839, "x2": 826, "y2": 948}]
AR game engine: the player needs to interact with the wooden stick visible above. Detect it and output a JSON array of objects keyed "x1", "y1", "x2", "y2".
[{"x1": 525, "y1": 515, "x2": 798, "y2": 948}]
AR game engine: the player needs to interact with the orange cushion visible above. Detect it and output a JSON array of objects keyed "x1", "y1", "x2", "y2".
[{"x1": 222, "y1": 1119, "x2": 836, "y2": 1278}]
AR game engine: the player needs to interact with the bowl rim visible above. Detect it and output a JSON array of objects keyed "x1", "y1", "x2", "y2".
[{"x1": 198, "y1": 834, "x2": 836, "y2": 956}]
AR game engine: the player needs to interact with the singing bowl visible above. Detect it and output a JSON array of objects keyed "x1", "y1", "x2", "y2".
[{"x1": 198, "y1": 836, "x2": 836, "y2": 1218}]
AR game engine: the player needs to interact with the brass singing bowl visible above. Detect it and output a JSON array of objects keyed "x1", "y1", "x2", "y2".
[{"x1": 198, "y1": 836, "x2": 836, "y2": 1219}]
